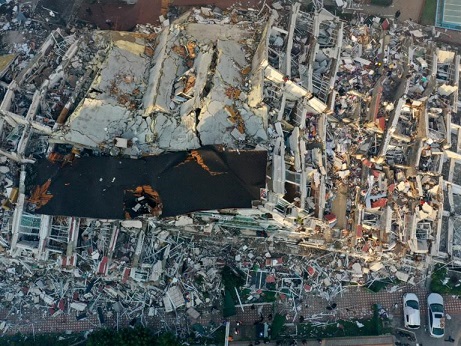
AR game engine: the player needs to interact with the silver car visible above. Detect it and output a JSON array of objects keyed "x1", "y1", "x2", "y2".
[
  {"x1": 427, "y1": 293, "x2": 445, "y2": 338},
  {"x1": 403, "y1": 293, "x2": 420, "y2": 329}
]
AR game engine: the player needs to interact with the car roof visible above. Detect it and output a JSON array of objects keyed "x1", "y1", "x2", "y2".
[
  {"x1": 404, "y1": 306, "x2": 421, "y2": 325},
  {"x1": 404, "y1": 293, "x2": 419, "y2": 302},
  {"x1": 428, "y1": 293, "x2": 444, "y2": 305},
  {"x1": 432, "y1": 315, "x2": 444, "y2": 329}
]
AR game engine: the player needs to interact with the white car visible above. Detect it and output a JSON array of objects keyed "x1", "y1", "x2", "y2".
[
  {"x1": 403, "y1": 293, "x2": 420, "y2": 329},
  {"x1": 427, "y1": 293, "x2": 445, "y2": 338}
]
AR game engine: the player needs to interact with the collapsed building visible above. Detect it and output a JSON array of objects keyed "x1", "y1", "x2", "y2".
[{"x1": 0, "y1": 0, "x2": 460, "y2": 337}]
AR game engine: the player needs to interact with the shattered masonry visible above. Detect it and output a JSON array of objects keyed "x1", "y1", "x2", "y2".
[{"x1": 0, "y1": 0, "x2": 460, "y2": 338}]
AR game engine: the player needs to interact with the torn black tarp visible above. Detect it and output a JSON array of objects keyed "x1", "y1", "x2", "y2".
[{"x1": 28, "y1": 146, "x2": 267, "y2": 219}]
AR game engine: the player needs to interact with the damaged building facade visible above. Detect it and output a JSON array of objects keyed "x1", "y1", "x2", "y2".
[{"x1": 0, "y1": 0, "x2": 460, "y2": 337}]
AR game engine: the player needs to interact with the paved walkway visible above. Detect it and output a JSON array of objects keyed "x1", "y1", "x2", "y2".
[
  {"x1": 3, "y1": 283, "x2": 461, "y2": 345},
  {"x1": 227, "y1": 284, "x2": 461, "y2": 325}
]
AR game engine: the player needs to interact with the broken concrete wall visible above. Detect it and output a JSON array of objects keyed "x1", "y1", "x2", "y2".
[{"x1": 143, "y1": 28, "x2": 169, "y2": 115}]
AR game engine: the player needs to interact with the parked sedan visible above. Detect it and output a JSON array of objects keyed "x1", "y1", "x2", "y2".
[
  {"x1": 427, "y1": 293, "x2": 445, "y2": 338},
  {"x1": 403, "y1": 293, "x2": 420, "y2": 329}
]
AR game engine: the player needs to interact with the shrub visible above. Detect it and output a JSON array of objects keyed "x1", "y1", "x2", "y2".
[
  {"x1": 223, "y1": 290, "x2": 237, "y2": 317},
  {"x1": 430, "y1": 264, "x2": 461, "y2": 295},
  {"x1": 271, "y1": 314, "x2": 286, "y2": 339},
  {"x1": 221, "y1": 266, "x2": 245, "y2": 301},
  {"x1": 86, "y1": 328, "x2": 180, "y2": 346}
]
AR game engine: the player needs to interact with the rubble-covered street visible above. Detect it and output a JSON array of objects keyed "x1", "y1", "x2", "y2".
[{"x1": 1, "y1": 0, "x2": 461, "y2": 345}]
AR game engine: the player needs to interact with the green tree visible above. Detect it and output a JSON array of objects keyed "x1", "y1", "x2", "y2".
[
  {"x1": 3, "y1": 333, "x2": 81, "y2": 346},
  {"x1": 271, "y1": 313, "x2": 286, "y2": 339},
  {"x1": 221, "y1": 265, "x2": 245, "y2": 301},
  {"x1": 221, "y1": 266, "x2": 245, "y2": 289},
  {"x1": 430, "y1": 263, "x2": 461, "y2": 295},
  {"x1": 371, "y1": 304, "x2": 383, "y2": 335},
  {"x1": 223, "y1": 289, "x2": 237, "y2": 317},
  {"x1": 86, "y1": 327, "x2": 180, "y2": 346},
  {"x1": 156, "y1": 332, "x2": 181, "y2": 346}
]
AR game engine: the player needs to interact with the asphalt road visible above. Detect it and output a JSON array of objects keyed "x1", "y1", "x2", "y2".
[{"x1": 393, "y1": 313, "x2": 461, "y2": 346}]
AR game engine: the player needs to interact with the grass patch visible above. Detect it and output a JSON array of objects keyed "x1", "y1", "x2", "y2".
[
  {"x1": 365, "y1": 278, "x2": 393, "y2": 293},
  {"x1": 271, "y1": 314, "x2": 286, "y2": 339},
  {"x1": 207, "y1": 326, "x2": 226, "y2": 346},
  {"x1": 420, "y1": 0, "x2": 437, "y2": 25},
  {"x1": 298, "y1": 320, "x2": 372, "y2": 338},
  {"x1": 430, "y1": 263, "x2": 461, "y2": 295},
  {"x1": 221, "y1": 266, "x2": 245, "y2": 299},
  {"x1": 240, "y1": 288, "x2": 251, "y2": 300},
  {"x1": 239, "y1": 286, "x2": 278, "y2": 304},
  {"x1": 223, "y1": 290, "x2": 237, "y2": 317},
  {"x1": 296, "y1": 305, "x2": 389, "y2": 338},
  {"x1": 262, "y1": 290, "x2": 277, "y2": 302},
  {"x1": 188, "y1": 324, "x2": 226, "y2": 345},
  {"x1": 221, "y1": 265, "x2": 245, "y2": 316}
]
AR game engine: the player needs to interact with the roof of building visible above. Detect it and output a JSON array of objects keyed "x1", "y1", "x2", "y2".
[
  {"x1": 436, "y1": 0, "x2": 461, "y2": 31},
  {"x1": 441, "y1": 0, "x2": 461, "y2": 25}
]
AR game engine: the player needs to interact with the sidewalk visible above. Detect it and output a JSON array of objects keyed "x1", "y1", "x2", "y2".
[
  {"x1": 346, "y1": 0, "x2": 423, "y2": 22},
  {"x1": 227, "y1": 284, "x2": 461, "y2": 326}
]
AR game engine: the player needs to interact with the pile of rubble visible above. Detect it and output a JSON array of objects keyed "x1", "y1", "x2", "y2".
[
  {"x1": 0, "y1": 0, "x2": 460, "y2": 339},
  {"x1": 0, "y1": 214, "x2": 425, "y2": 335}
]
